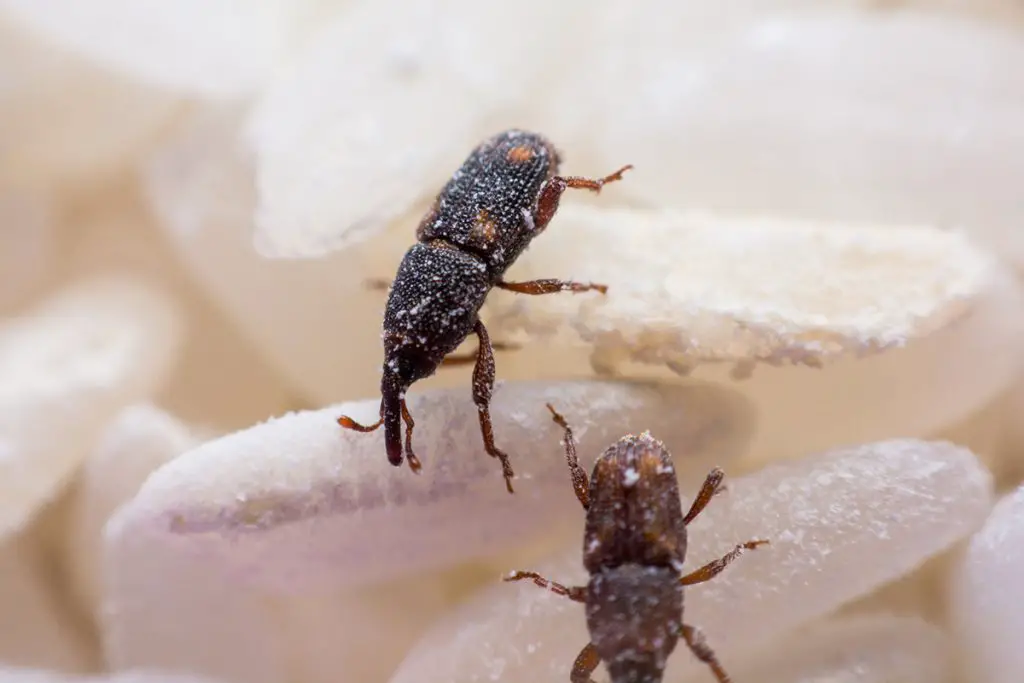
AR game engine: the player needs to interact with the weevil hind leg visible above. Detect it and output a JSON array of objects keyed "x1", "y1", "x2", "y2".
[
  {"x1": 560, "y1": 164, "x2": 633, "y2": 193},
  {"x1": 681, "y1": 624, "x2": 732, "y2": 683},
  {"x1": 470, "y1": 319, "x2": 516, "y2": 493},
  {"x1": 497, "y1": 278, "x2": 607, "y2": 296},
  {"x1": 680, "y1": 540, "x2": 769, "y2": 586},
  {"x1": 570, "y1": 642, "x2": 601, "y2": 683},
  {"x1": 502, "y1": 571, "x2": 586, "y2": 602},
  {"x1": 534, "y1": 164, "x2": 632, "y2": 231},
  {"x1": 442, "y1": 339, "x2": 521, "y2": 366},
  {"x1": 546, "y1": 403, "x2": 591, "y2": 509},
  {"x1": 683, "y1": 467, "x2": 726, "y2": 526}
]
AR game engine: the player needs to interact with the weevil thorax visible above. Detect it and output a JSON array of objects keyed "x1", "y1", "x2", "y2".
[
  {"x1": 582, "y1": 433, "x2": 688, "y2": 576},
  {"x1": 586, "y1": 563, "x2": 683, "y2": 683},
  {"x1": 381, "y1": 242, "x2": 490, "y2": 386},
  {"x1": 416, "y1": 129, "x2": 560, "y2": 278}
]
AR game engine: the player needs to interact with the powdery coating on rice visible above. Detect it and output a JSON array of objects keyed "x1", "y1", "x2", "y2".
[
  {"x1": 105, "y1": 380, "x2": 755, "y2": 591},
  {"x1": 484, "y1": 205, "x2": 998, "y2": 372}
]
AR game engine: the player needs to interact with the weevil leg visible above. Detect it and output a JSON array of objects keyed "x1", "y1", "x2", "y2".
[
  {"x1": 546, "y1": 403, "x2": 591, "y2": 510},
  {"x1": 560, "y1": 165, "x2": 633, "y2": 192},
  {"x1": 503, "y1": 571, "x2": 586, "y2": 602},
  {"x1": 497, "y1": 279, "x2": 607, "y2": 296},
  {"x1": 441, "y1": 340, "x2": 521, "y2": 366},
  {"x1": 679, "y1": 540, "x2": 770, "y2": 586},
  {"x1": 399, "y1": 398, "x2": 422, "y2": 473},
  {"x1": 363, "y1": 277, "x2": 392, "y2": 291},
  {"x1": 570, "y1": 642, "x2": 601, "y2": 683},
  {"x1": 337, "y1": 397, "x2": 385, "y2": 432},
  {"x1": 336, "y1": 415, "x2": 383, "y2": 432},
  {"x1": 470, "y1": 319, "x2": 516, "y2": 493},
  {"x1": 681, "y1": 624, "x2": 732, "y2": 683},
  {"x1": 683, "y1": 467, "x2": 726, "y2": 526},
  {"x1": 534, "y1": 164, "x2": 633, "y2": 231}
]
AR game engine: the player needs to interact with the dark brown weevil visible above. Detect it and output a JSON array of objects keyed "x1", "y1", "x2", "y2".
[
  {"x1": 337, "y1": 130, "x2": 631, "y2": 493},
  {"x1": 505, "y1": 404, "x2": 769, "y2": 683}
]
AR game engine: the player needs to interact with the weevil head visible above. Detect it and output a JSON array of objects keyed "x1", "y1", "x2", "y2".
[
  {"x1": 585, "y1": 564, "x2": 682, "y2": 683},
  {"x1": 381, "y1": 342, "x2": 438, "y2": 390},
  {"x1": 378, "y1": 335, "x2": 448, "y2": 468}
]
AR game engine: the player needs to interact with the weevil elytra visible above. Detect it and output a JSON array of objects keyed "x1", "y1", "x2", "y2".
[
  {"x1": 337, "y1": 130, "x2": 631, "y2": 493},
  {"x1": 505, "y1": 404, "x2": 769, "y2": 683}
]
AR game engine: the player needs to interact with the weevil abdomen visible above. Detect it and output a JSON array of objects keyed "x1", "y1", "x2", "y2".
[
  {"x1": 586, "y1": 564, "x2": 683, "y2": 683},
  {"x1": 417, "y1": 129, "x2": 560, "y2": 275},
  {"x1": 382, "y1": 241, "x2": 490, "y2": 383},
  {"x1": 583, "y1": 434, "x2": 688, "y2": 573}
]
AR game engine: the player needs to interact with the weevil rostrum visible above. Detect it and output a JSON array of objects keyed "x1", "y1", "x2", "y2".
[
  {"x1": 337, "y1": 130, "x2": 632, "y2": 493},
  {"x1": 505, "y1": 404, "x2": 769, "y2": 683}
]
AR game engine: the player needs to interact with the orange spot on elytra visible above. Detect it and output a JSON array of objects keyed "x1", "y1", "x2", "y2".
[{"x1": 507, "y1": 145, "x2": 535, "y2": 163}]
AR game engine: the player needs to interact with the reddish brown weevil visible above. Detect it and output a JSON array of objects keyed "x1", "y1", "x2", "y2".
[
  {"x1": 505, "y1": 404, "x2": 769, "y2": 683},
  {"x1": 337, "y1": 130, "x2": 631, "y2": 493}
]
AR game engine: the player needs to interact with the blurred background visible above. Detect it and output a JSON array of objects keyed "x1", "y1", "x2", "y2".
[{"x1": 1, "y1": 1, "x2": 1023, "y2": 682}]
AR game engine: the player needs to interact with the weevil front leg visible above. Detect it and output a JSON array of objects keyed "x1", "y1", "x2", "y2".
[
  {"x1": 503, "y1": 571, "x2": 586, "y2": 602},
  {"x1": 470, "y1": 319, "x2": 516, "y2": 493},
  {"x1": 337, "y1": 414, "x2": 383, "y2": 432},
  {"x1": 545, "y1": 403, "x2": 591, "y2": 510},
  {"x1": 679, "y1": 539, "x2": 769, "y2": 586},
  {"x1": 570, "y1": 642, "x2": 601, "y2": 683},
  {"x1": 337, "y1": 399, "x2": 384, "y2": 433},
  {"x1": 399, "y1": 398, "x2": 422, "y2": 473},
  {"x1": 683, "y1": 467, "x2": 726, "y2": 526},
  {"x1": 681, "y1": 624, "x2": 732, "y2": 683},
  {"x1": 533, "y1": 164, "x2": 633, "y2": 232},
  {"x1": 337, "y1": 394, "x2": 421, "y2": 473}
]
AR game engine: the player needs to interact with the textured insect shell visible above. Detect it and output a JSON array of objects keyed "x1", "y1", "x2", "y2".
[
  {"x1": 586, "y1": 564, "x2": 683, "y2": 683},
  {"x1": 416, "y1": 129, "x2": 560, "y2": 277},
  {"x1": 381, "y1": 241, "x2": 490, "y2": 387},
  {"x1": 581, "y1": 433, "x2": 688, "y2": 576}
]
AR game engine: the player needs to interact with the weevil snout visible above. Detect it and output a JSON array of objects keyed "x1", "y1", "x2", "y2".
[{"x1": 383, "y1": 407, "x2": 403, "y2": 467}]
